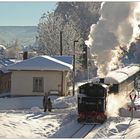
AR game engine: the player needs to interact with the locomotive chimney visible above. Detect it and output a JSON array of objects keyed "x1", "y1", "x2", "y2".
[{"x1": 100, "y1": 78, "x2": 104, "y2": 83}]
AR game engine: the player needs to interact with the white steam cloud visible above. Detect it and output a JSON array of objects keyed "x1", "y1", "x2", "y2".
[
  {"x1": 106, "y1": 93, "x2": 128, "y2": 117},
  {"x1": 85, "y1": 2, "x2": 140, "y2": 76}
]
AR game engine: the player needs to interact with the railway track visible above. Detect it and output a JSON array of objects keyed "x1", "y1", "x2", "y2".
[{"x1": 70, "y1": 124, "x2": 96, "y2": 138}]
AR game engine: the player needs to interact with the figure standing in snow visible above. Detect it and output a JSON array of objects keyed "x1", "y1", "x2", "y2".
[
  {"x1": 48, "y1": 98, "x2": 52, "y2": 112},
  {"x1": 43, "y1": 92, "x2": 48, "y2": 112}
]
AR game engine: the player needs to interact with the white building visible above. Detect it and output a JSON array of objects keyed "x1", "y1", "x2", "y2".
[{"x1": 7, "y1": 55, "x2": 73, "y2": 96}]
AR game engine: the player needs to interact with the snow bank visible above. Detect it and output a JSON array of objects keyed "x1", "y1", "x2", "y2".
[
  {"x1": 0, "y1": 95, "x2": 77, "y2": 110},
  {"x1": 0, "y1": 96, "x2": 44, "y2": 110},
  {"x1": 0, "y1": 95, "x2": 77, "y2": 138}
]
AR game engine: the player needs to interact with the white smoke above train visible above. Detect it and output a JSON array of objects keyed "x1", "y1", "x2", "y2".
[
  {"x1": 85, "y1": 2, "x2": 140, "y2": 117},
  {"x1": 85, "y1": 2, "x2": 140, "y2": 76}
]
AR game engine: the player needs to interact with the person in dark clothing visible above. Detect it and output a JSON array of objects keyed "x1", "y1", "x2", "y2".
[
  {"x1": 43, "y1": 92, "x2": 48, "y2": 112},
  {"x1": 47, "y1": 98, "x2": 52, "y2": 112}
]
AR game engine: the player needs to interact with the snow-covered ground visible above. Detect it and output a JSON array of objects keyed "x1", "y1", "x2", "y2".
[
  {"x1": 0, "y1": 95, "x2": 78, "y2": 138},
  {"x1": 0, "y1": 91, "x2": 140, "y2": 138}
]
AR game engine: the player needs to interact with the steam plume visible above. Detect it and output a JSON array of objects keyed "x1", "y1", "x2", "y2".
[
  {"x1": 85, "y1": 2, "x2": 140, "y2": 76},
  {"x1": 106, "y1": 93, "x2": 128, "y2": 117}
]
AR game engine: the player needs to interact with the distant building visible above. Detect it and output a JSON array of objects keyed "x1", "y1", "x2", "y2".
[
  {"x1": 7, "y1": 55, "x2": 73, "y2": 96},
  {"x1": 0, "y1": 45, "x2": 7, "y2": 58},
  {"x1": 0, "y1": 58, "x2": 15, "y2": 94}
]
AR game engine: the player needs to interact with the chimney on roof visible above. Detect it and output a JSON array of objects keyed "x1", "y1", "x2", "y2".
[
  {"x1": 23, "y1": 46, "x2": 28, "y2": 60},
  {"x1": 23, "y1": 51, "x2": 28, "y2": 60}
]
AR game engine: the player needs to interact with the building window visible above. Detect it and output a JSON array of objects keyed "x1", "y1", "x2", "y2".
[{"x1": 33, "y1": 77, "x2": 44, "y2": 92}]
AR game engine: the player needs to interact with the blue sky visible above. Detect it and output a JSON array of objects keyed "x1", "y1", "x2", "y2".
[{"x1": 0, "y1": 2, "x2": 57, "y2": 26}]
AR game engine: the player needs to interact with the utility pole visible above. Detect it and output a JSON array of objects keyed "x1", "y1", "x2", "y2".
[
  {"x1": 60, "y1": 31, "x2": 63, "y2": 55},
  {"x1": 82, "y1": 43, "x2": 88, "y2": 70},
  {"x1": 73, "y1": 40, "x2": 78, "y2": 96},
  {"x1": 60, "y1": 31, "x2": 63, "y2": 96}
]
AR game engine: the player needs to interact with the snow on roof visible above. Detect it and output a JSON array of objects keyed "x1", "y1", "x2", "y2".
[
  {"x1": 104, "y1": 64, "x2": 140, "y2": 84},
  {"x1": 0, "y1": 58, "x2": 15, "y2": 66},
  {"x1": 53, "y1": 56, "x2": 73, "y2": 65},
  {"x1": 7, "y1": 55, "x2": 73, "y2": 71},
  {"x1": 0, "y1": 58, "x2": 15, "y2": 73}
]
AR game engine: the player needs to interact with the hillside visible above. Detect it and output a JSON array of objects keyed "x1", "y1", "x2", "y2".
[{"x1": 0, "y1": 26, "x2": 37, "y2": 46}]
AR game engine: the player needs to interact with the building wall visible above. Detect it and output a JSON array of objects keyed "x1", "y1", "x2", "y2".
[
  {"x1": 11, "y1": 70, "x2": 69, "y2": 96},
  {"x1": 0, "y1": 72, "x2": 11, "y2": 93}
]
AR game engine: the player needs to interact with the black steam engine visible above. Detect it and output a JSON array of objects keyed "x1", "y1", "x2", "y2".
[
  {"x1": 77, "y1": 64, "x2": 140, "y2": 123},
  {"x1": 78, "y1": 83, "x2": 108, "y2": 123}
]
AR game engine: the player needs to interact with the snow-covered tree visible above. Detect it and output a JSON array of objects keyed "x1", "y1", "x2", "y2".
[
  {"x1": 6, "y1": 39, "x2": 21, "y2": 58},
  {"x1": 0, "y1": 45, "x2": 7, "y2": 58},
  {"x1": 34, "y1": 12, "x2": 81, "y2": 56}
]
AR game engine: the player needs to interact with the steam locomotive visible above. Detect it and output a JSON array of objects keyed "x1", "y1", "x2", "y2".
[{"x1": 77, "y1": 64, "x2": 140, "y2": 123}]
